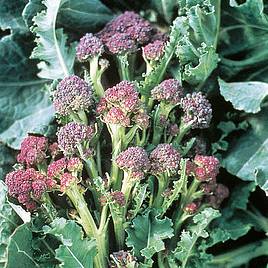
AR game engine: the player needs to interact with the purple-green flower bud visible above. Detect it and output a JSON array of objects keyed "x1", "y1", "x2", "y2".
[
  {"x1": 57, "y1": 122, "x2": 95, "y2": 155},
  {"x1": 149, "y1": 144, "x2": 181, "y2": 175},
  {"x1": 106, "y1": 33, "x2": 137, "y2": 55},
  {"x1": 151, "y1": 79, "x2": 184, "y2": 105},
  {"x1": 181, "y1": 92, "x2": 212, "y2": 129},
  {"x1": 143, "y1": 40, "x2": 165, "y2": 61},
  {"x1": 116, "y1": 147, "x2": 150, "y2": 173},
  {"x1": 76, "y1": 33, "x2": 104, "y2": 62},
  {"x1": 54, "y1": 75, "x2": 93, "y2": 116}
]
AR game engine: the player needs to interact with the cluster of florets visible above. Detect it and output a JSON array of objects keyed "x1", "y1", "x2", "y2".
[
  {"x1": 167, "y1": 123, "x2": 179, "y2": 137},
  {"x1": 184, "y1": 202, "x2": 200, "y2": 214},
  {"x1": 49, "y1": 142, "x2": 60, "y2": 159},
  {"x1": 57, "y1": 122, "x2": 95, "y2": 155},
  {"x1": 53, "y1": 75, "x2": 93, "y2": 116},
  {"x1": 116, "y1": 147, "x2": 150, "y2": 179},
  {"x1": 97, "y1": 11, "x2": 153, "y2": 45},
  {"x1": 97, "y1": 81, "x2": 149, "y2": 128},
  {"x1": 110, "y1": 250, "x2": 137, "y2": 268},
  {"x1": 181, "y1": 92, "x2": 212, "y2": 129},
  {"x1": 193, "y1": 155, "x2": 220, "y2": 181},
  {"x1": 17, "y1": 135, "x2": 48, "y2": 167},
  {"x1": 76, "y1": 33, "x2": 104, "y2": 61},
  {"x1": 5, "y1": 168, "x2": 54, "y2": 210},
  {"x1": 151, "y1": 79, "x2": 184, "y2": 105},
  {"x1": 149, "y1": 144, "x2": 181, "y2": 175},
  {"x1": 47, "y1": 157, "x2": 83, "y2": 178},
  {"x1": 143, "y1": 40, "x2": 165, "y2": 61},
  {"x1": 59, "y1": 173, "x2": 77, "y2": 192},
  {"x1": 132, "y1": 109, "x2": 150, "y2": 129},
  {"x1": 106, "y1": 33, "x2": 137, "y2": 55}
]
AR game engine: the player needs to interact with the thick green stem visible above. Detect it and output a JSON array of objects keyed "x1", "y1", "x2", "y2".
[
  {"x1": 41, "y1": 192, "x2": 57, "y2": 222},
  {"x1": 210, "y1": 238, "x2": 268, "y2": 267},
  {"x1": 109, "y1": 125, "x2": 125, "y2": 190},
  {"x1": 153, "y1": 176, "x2": 168, "y2": 208},
  {"x1": 172, "y1": 123, "x2": 191, "y2": 146},
  {"x1": 90, "y1": 56, "x2": 105, "y2": 98},
  {"x1": 152, "y1": 102, "x2": 175, "y2": 145},
  {"x1": 66, "y1": 184, "x2": 107, "y2": 268}
]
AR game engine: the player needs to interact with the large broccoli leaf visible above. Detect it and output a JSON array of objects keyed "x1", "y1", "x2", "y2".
[
  {"x1": 31, "y1": 0, "x2": 76, "y2": 80},
  {"x1": 43, "y1": 218, "x2": 97, "y2": 268},
  {"x1": 126, "y1": 209, "x2": 174, "y2": 260},
  {"x1": 222, "y1": 109, "x2": 268, "y2": 194},
  {"x1": 0, "y1": 0, "x2": 28, "y2": 33},
  {"x1": 219, "y1": 78, "x2": 268, "y2": 114},
  {"x1": 219, "y1": 0, "x2": 268, "y2": 82},
  {"x1": 23, "y1": 0, "x2": 114, "y2": 33},
  {"x1": 0, "y1": 35, "x2": 54, "y2": 149}
]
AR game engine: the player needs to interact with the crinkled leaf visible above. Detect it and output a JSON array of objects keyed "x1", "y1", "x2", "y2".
[
  {"x1": 172, "y1": 208, "x2": 220, "y2": 268},
  {"x1": 219, "y1": 78, "x2": 268, "y2": 113},
  {"x1": 175, "y1": 0, "x2": 220, "y2": 85},
  {"x1": 0, "y1": 35, "x2": 54, "y2": 149},
  {"x1": 31, "y1": 0, "x2": 76, "y2": 79},
  {"x1": 43, "y1": 218, "x2": 97, "y2": 268},
  {"x1": 0, "y1": 0, "x2": 28, "y2": 33},
  {"x1": 223, "y1": 109, "x2": 268, "y2": 193},
  {"x1": 126, "y1": 209, "x2": 174, "y2": 260},
  {"x1": 0, "y1": 182, "x2": 20, "y2": 264},
  {"x1": 5, "y1": 224, "x2": 37, "y2": 268}
]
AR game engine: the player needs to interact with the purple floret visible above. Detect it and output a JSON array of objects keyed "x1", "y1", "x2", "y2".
[
  {"x1": 53, "y1": 75, "x2": 93, "y2": 116},
  {"x1": 106, "y1": 33, "x2": 137, "y2": 55},
  {"x1": 151, "y1": 79, "x2": 184, "y2": 105},
  {"x1": 97, "y1": 11, "x2": 153, "y2": 45},
  {"x1": 57, "y1": 122, "x2": 95, "y2": 155},
  {"x1": 76, "y1": 33, "x2": 104, "y2": 61},
  {"x1": 143, "y1": 40, "x2": 165, "y2": 61},
  {"x1": 181, "y1": 92, "x2": 212, "y2": 129},
  {"x1": 149, "y1": 144, "x2": 181, "y2": 175},
  {"x1": 116, "y1": 147, "x2": 150, "y2": 173}
]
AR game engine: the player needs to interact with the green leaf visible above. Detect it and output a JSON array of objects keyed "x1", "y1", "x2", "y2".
[
  {"x1": 149, "y1": 0, "x2": 177, "y2": 23},
  {"x1": 43, "y1": 218, "x2": 97, "y2": 268},
  {"x1": 23, "y1": 0, "x2": 113, "y2": 33},
  {"x1": 219, "y1": 0, "x2": 268, "y2": 81},
  {"x1": 172, "y1": 208, "x2": 220, "y2": 268},
  {"x1": 0, "y1": 35, "x2": 54, "y2": 149},
  {"x1": 219, "y1": 78, "x2": 268, "y2": 113},
  {"x1": 0, "y1": 0, "x2": 28, "y2": 33},
  {"x1": 175, "y1": 0, "x2": 220, "y2": 85},
  {"x1": 58, "y1": 0, "x2": 113, "y2": 33},
  {"x1": 126, "y1": 209, "x2": 174, "y2": 260},
  {"x1": 5, "y1": 224, "x2": 37, "y2": 268},
  {"x1": 0, "y1": 181, "x2": 20, "y2": 265},
  {"x1": 223, "y1": 109, "x2": 268, "y2": 192},
  {"x1": 31, "y1": 0, "x2": 76, "y2": 80}
]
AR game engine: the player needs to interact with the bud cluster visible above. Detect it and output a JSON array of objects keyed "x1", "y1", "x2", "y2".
[
  {"x1": 53, "y1": 75, "x2": 93, "y2": 116},
  {"x1": 181, "y1": 92, "x2": 212, "y2": 129},
  {"x1": 151, "y1": 79, "x2": 184, "y2": 105},
  {"x1": 5, "y1": 168, "x2": 54, "y2": 210},
  {"x1": 57, "y1": 122, "x2": 95, "y2": 155},
  {"x1": 143, "y1": 40, "x2": 165, "y2": 61},
  {"x1": 97, "y1": 81, "x2": 149, "y2": 128},
  {"x1": 149, "y1": 144, "x2": 181, "y2": 175},
  {"x1": 116, "y1": 147, "x2": 150, "y2": 179},
  {"x1": 17, "y1": 135, "x2": 48, "y2": 167},
  {"x1": 76, "y1": 33, "x2": 104, "y2": 61}
]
